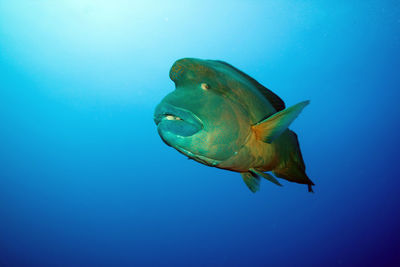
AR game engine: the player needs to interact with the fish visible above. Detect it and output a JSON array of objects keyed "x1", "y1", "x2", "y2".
[{"x1": 154, "y1": 58, "x2": 314, "y2": 193}]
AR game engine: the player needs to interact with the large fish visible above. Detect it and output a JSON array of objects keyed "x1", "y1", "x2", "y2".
[{"x1": 154, "y1": 58, "x2": 314, "y2": 193}]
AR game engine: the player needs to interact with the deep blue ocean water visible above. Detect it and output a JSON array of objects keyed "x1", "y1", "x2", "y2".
[{"x1": 0, "y1": 1, "x2": 399, "y2": 266}]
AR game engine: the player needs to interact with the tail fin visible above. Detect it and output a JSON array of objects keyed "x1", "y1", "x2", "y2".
[
  {"x1": 272, "y1": 130, "x2": 315, "y2": 193},
  {"x1": 308, "y1": 184, "x2": 314, "y2": 193}
]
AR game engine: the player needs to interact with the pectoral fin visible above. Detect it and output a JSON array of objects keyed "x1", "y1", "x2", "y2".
[
  {"x1": 250, "y1": 169, "x2": 282, "y2": 186},
  {"x1": 252, "y1": 100, "x2": 310, "y2": 143},
  {"x1": 241, "y1": 172, "x2": 260, "y2": 193}
]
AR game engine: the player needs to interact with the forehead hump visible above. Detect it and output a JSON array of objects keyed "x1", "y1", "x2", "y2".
[{"x1": 169, "y1": 58, "x2": 218, "y2": 82}]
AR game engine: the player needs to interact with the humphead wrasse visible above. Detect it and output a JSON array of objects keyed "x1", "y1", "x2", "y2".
[{"x1": 154, "y1": 58, "x2": 314, "y2": 193}]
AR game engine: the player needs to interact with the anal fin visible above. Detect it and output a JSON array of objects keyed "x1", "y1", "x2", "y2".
[{"x1": 250, "y1": 169, "x2": 282, "y2": 187}]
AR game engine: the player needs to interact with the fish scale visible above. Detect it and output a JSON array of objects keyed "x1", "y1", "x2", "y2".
[{"x1": 154, "y1": 58, "x2": 314, "y2": 193}]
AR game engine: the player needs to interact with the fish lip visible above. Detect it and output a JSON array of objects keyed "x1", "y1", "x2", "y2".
[{"x1": 154, "y1": 104, "x2": 204, "y2": 135}]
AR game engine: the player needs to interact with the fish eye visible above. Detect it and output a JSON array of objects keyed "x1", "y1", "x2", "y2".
[{"x1": 201, "y1": 83, "x2": 210, "y2": 90}]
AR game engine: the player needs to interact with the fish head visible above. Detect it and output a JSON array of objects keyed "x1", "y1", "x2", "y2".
[{"x1": 154, "y1": 58, "x2": 252, "y2": 166}]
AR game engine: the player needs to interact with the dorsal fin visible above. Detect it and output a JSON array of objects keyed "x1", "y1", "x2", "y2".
[{"x1": 215, "y1": 60, "x2": 286, "y2": 112}]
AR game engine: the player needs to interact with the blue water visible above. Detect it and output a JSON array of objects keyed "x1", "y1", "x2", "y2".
[{"x1": 0, "y1": 1, "x2": 399, "y2": 266}]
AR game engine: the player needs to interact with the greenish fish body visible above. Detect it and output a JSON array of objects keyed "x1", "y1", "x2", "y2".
[{"x1": 154, "y1": 58, "x2": 314, "y2": 193}]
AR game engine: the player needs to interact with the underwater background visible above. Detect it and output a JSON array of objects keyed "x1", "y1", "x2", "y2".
[{"x1": 0, "y1": 1, "x2": 399, "y2": 266}]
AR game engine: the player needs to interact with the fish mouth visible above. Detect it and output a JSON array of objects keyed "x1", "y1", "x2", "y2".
[{"x1": 154, "y1": 103, "x2": 203, "y2": 137}]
